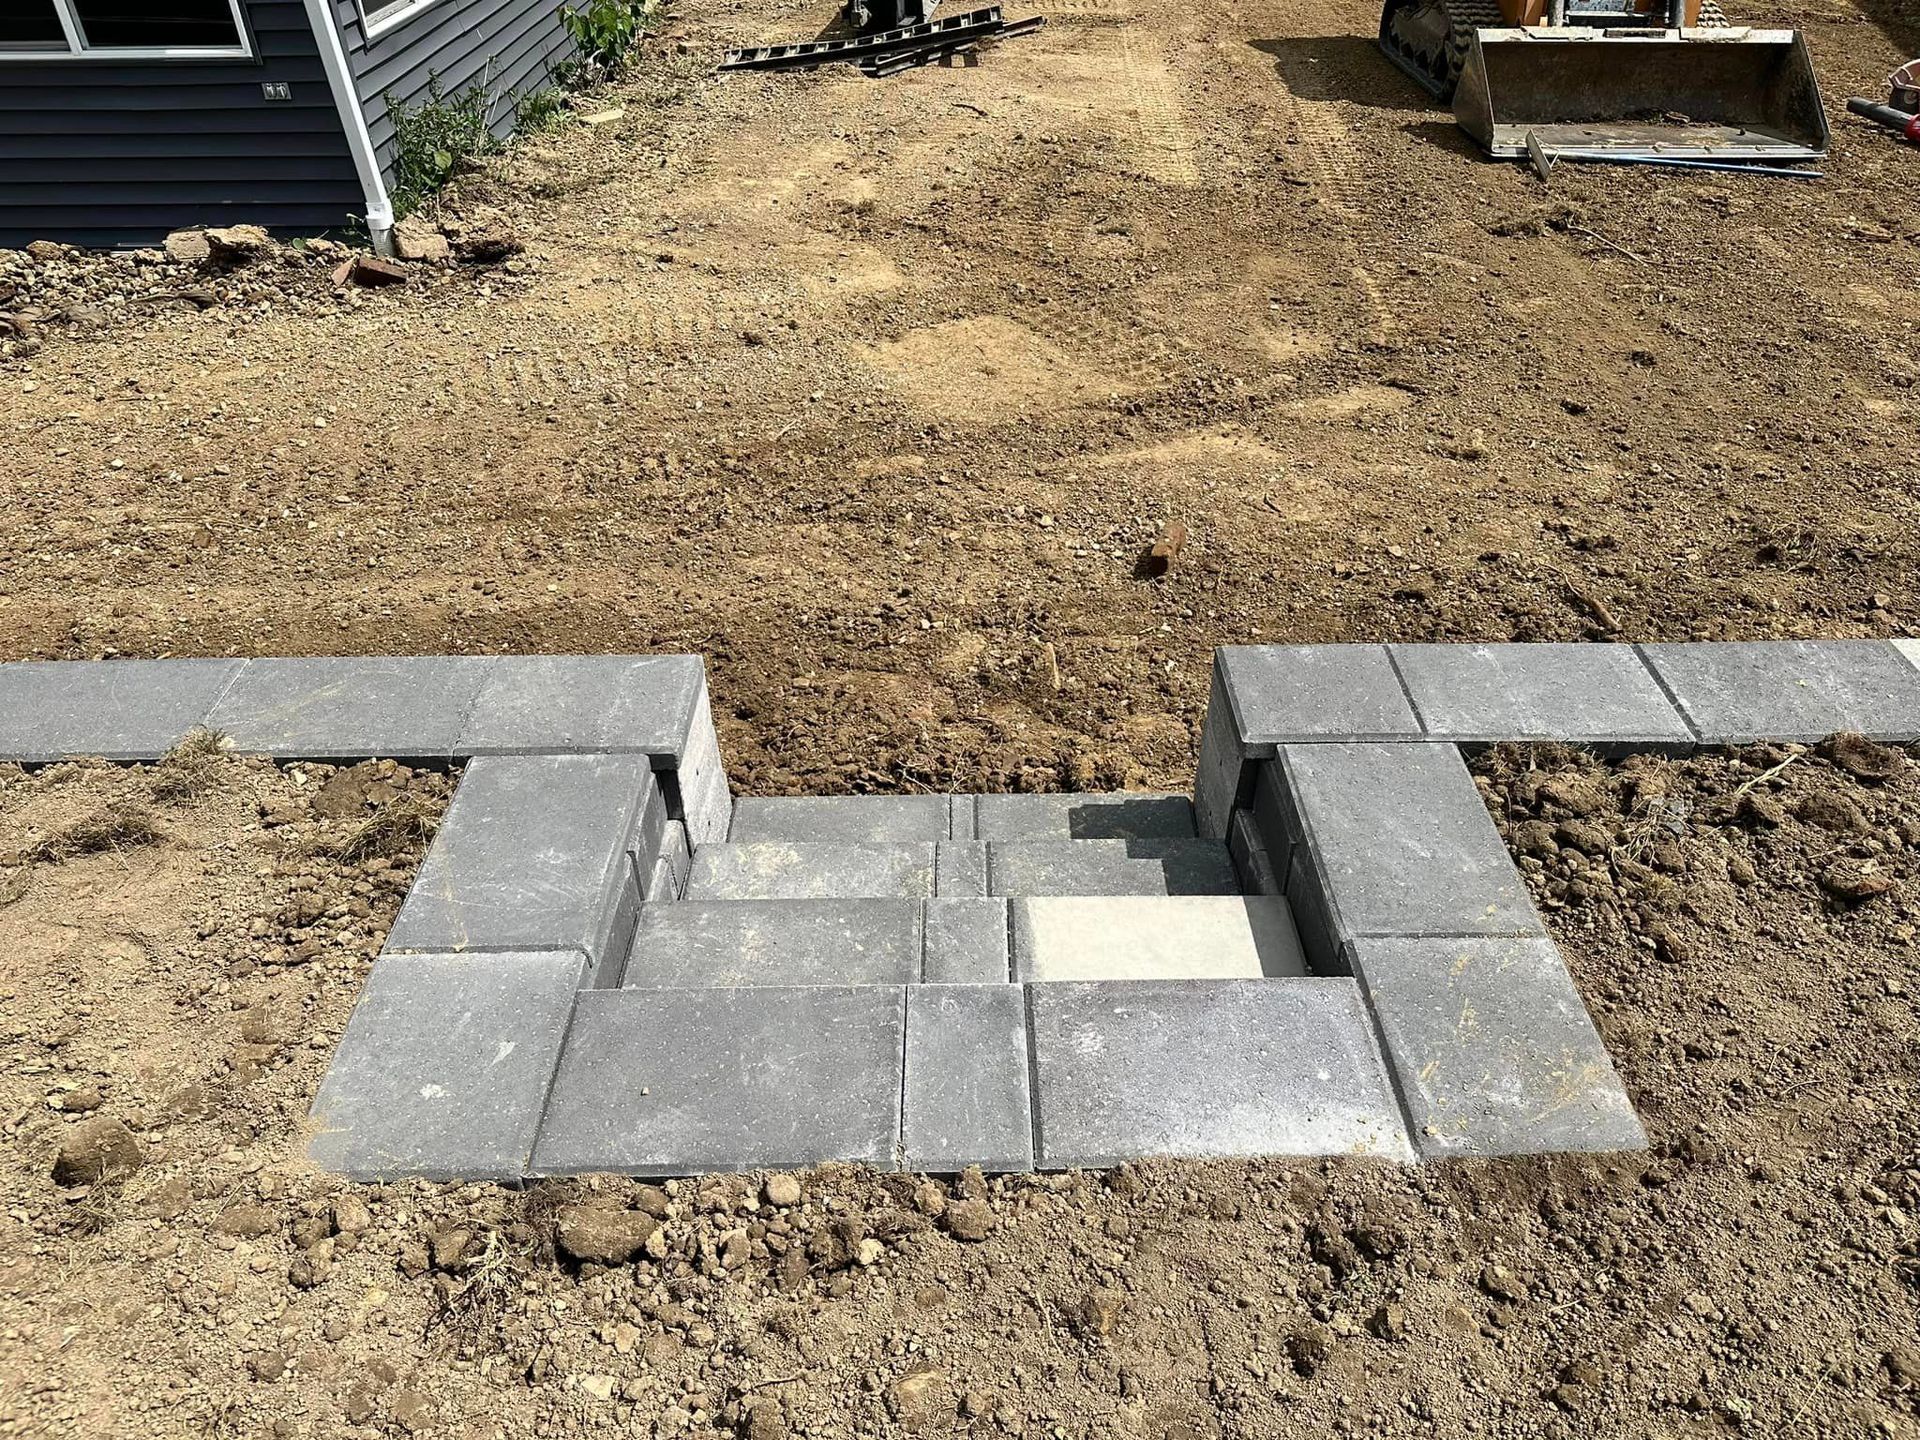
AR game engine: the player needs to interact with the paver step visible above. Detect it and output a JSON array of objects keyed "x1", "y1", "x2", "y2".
[
  {"x1": 1014, "y1": 896, "x2": 1306, "y2": 982},
  {"x1": 621, "y1": 899, "x2": 923, "y2": 987},
  {"x1": 986, "y1": 838, "x2": 1238, "y2": 897},
  {"x1": 972, "y1": 792, "x2": 1194, "y2": 840},
  {"x1": 686, "y1": 840, "x2": 936, "y2": 900},
  {"x1": 728, "y1": 794, "x2": 956, "y2": 843}
]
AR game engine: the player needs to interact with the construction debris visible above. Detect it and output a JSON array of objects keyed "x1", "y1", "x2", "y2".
[
  {"x1": 718, "y1": 7, "x2": 1042, "y2": 77},
  {"x1": 330, "y1": 255, "x2": 410, "y2": 288}
]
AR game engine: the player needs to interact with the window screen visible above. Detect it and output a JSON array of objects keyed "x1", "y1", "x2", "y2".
[
  {"x1": 71, "y1": 0, "x2": 242, "y2": 48},
  {"x1": 0, "y1": 1, "x2": 66, "y2": 45}
]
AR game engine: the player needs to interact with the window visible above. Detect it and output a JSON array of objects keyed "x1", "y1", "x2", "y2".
[
  {"x1": 354, "y1": 0, "x2": 450, "y2": 39},
  {"x1": 0, "y1": 0, "x2": 253, "y2": 57}
]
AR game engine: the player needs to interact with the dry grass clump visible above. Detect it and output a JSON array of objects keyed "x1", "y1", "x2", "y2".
[
  {"x1": 337, "y1": 793, "x2": 438, "y2": 864},
  {"x1": 24, "y1": 801, "x2": 164, "y2": 863},
  {"x1": 148, "y1": 728, "x2": 228, "y2": 803}
]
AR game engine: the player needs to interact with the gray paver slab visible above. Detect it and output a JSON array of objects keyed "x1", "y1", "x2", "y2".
[
  {"x1": 728, "y1": 794, "x2": 952, "y2": 843},
  {"x1": 973, "y1": 792, "x2": 1195, "y2": 841},
  {"x1": 531, "y1": 985, "x2": 906, "y2": 1175},
  {"x1": 1348, "y1": 936, "x2": 1644, "y2": 1157},
  {"x1": 1028, "y1": 978, "x2": 1413, "y2": 1167},
  {"x1": 638, "y1": 820, "x2": 690, "y2": 902},
  {"x1": 1280, "y1": 742, "x2": 1543, "y2": 942},
  {"x1": 987, "y1": 839, "x2": 1239, "y2": 897},
  {"x1": 669, "y1": 698, "x2": 733, "y2": 847},
  {"x1": 621, "y1": 899, "x2": 922, "y2": 987},
  {"x1": 1194, "y1": 661, "x2": 1252, "y2": 840},
  {"x1": 1220, "y1": 644, "x2": 1423, "y2": 744},
  {"x1": 385, "y1": 753, "x2": 652, "y2": 984},
  {"x1": 457, "y1": 654, "x2": 705, "y2": 756},
  {"x1": 1639, "y1": 640, "x2": 1920, "y2": 744},
  {"x1": 1227, "y1": 811, "x2": 1281, "y2": 896},
  {"x1": 1390, "y1": 643, "x2": 1692, "y2": 751},
  {"x1": 309, "y1": 949, "x2": 584, "y2": 1179},
  {"x1": 1013, "y1": 896, "x2": 1306, "y2": 981},
  {"x1": 205, "y1": 656, "x2": 496, "y2": 758},
  {"x1": 923, "y1": 899, "x2": 1011, "y2": 983},
  {"x1": 686, "y1": 841, "x2": 935, "y2": 900},
  {"x1": 904, "y1": 985, "x2": 1033, "y2": 1173},
  {"x1": 949, "y1": 795, "x2": 976, "y2": 841},
  {"x1": 0, "y1": 658, "x2": 243, "y2": 763},
  {"x1": 935, "y1": 841, "x2": 988, "y2": 898}
]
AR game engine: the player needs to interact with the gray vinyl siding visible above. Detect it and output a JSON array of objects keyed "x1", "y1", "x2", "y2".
[
  {"x1": 331, "y1": 0, "x2": 577, "y2": 195},
  {"x1": 0, "y1": 0, "x2": 361, "y2": 250}
]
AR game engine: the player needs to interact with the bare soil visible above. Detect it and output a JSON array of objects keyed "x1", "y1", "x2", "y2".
[
  {"x1": 5, "y1": 0, "x2": 1920, "y2": 795},
  {"x1": 2, "y1": 742, "x2": 1917, "y2": 1439}
]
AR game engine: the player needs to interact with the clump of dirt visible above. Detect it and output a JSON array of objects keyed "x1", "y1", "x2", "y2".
[{"x1": 3, "y1": 745, "x2": 1917, "y2": 1438}]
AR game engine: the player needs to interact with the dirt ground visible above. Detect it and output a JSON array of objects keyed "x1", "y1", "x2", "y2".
[
  {"x1": 6, "y1": 0, "x2": 1920, "y2": 794},
  {"x1": 2, "y1": 741, "x2": 1917, "y2": 1439}
]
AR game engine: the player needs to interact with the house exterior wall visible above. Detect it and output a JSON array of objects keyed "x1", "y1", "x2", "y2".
[
  {"x1": 0, "y1": 0, "x2": 361, "y2": 250},
  {"x1": 329, "y1": 0, "x2": 577, "y2": 197}
]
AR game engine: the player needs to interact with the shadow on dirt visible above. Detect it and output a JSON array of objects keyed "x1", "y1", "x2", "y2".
[{"x1": 1249, "y1": 34, "x2": 1432, "y2": 109}]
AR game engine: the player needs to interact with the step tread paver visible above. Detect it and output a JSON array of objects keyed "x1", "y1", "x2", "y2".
[
  {"x1": 621, "y1": 898, "x2": 922, "y2": 987},
  {"x1": 686, "y1": 840, "x2": 936, "y2": 900},
  {"x1": 987, "y1": 837, "x2": 1239, "y2": 897},
  {"x1": 1013, "y1": 895, "x2": 1306, "y2": 982},
  {"x1": 904, "y1": 984, "x2": 1033, "y2": 1173}
]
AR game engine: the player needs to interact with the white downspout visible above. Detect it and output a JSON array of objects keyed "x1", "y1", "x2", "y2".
[{"x1": 302, "y1": 0, "x2": 396, "y2": 255}]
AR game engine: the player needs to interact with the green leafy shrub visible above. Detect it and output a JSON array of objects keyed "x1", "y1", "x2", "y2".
[
  {"x1": 387, "y1": 74, "x2": 499, "y2": 218},
  {"x1": 561, "y1": 0, "x2": 662, "y2": 73}
]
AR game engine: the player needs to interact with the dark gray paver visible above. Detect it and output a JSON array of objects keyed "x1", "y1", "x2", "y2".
[
  {"x1": 1389, "y1": 643, "x2": 1691, "y2": 751},
  {"x1": 923, "y1": 899, "x2": 1011, "y2": 983},
  {"x1": 1227, "y1": 811, "x2": 1281, "y2": 896},
  {"x1": 671, "y1": 699, "x2": 734, "y2": 847},
  {"x1": 1222, "y1": 644, "x2": 1424, "y2": 744},
  {"x1": 973, "y1": 792, "x2": 1195, "y2": 841},
  {"x1": 686, "y1": 841, "x2": 935, "y2": 900},
  {"x1": 1639, "y1": 639, "x2": 1920, "y2": 744},
  {"x1": 457, "y1": 654, "x2": 705, "y2": 755},
  {"x1": 0, "y1": 658, "x2": 243, "y2": 763},
  {"x1": 620, "y1": 899, "x2": 922, "y2": 987},
  {"x1": 728, "y1": 794, "x2": 952, "y2": 842},
  {"x1": 987, "y1": 838, "x2": 1239, "y2": 897},
  {"x1": 531, "y1": 985, "x2": 907, "y2": 1175},
  {"x1": 638, "y1": 820, "x2": 690, "y2": 902},
  {"x1": 205, "y1": 656, "x2": 496, "y2": 758},
  {"x1": 1027, "y1": 978, "x2": 1413, "y2": 1167},
  {"x1": 1013, "y1": 896, "x2": 1306, "y2": 981},
  {"x1": 904, "y1": 985, "x2": 1033, "y2": 1173},
  {"x1": 385, "y1": 753, "x2": 653, "y2": 986},
  {"x1": 309, "y1": 949, "x2": 585, "y2": 1179},
  {"x1": 1280, "y1": 743, "x2": 1543, "y2": 950},
  {"x1": 1348, "y1": 936, "x2": 1644, "y2": 1157},
  {"x1": 935, "y1": 841, "x2": 989, "y2": 898},
  {"x1": 1194, "y1": 661, "x2": 1253, "y2": 839}
]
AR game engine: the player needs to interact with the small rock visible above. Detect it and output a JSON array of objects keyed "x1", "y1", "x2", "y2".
[
  {"x1": 773, "y1": 1247, "x2": 810, "y2": 1292},
  {"x1": 390, "y1": 1388, "x2": 435, "y2": 1433},
  {"x1": 163, "y1": 229, "x2": 212, "y2": 265},
  {"x1": 343, "y1": 1384, "x2": 378, "y2": 1425},
  {"x1": 25, "y1": 240, "x2": 64, "y2": 262},
  {"x1": 943, "y1": 1199, "x2": 995, "y2": 1243},
  {"x1": 554, "y1": 1205, "x2": 658, "y2": 1267},
  {"x1": 213, "y1": 1202, "x2": 277, "y2": 1239},
  {"x1": 911, "y1": 1181, "x2": 946, "y2": 1217},
  {"x1": 249, "y1": 1349, "x2": 287, "y2": 1382},
  {"x1": 332, "y1": 254, "x2": 408, "y2": 288},
  {"x1": 1367, "y1": 1303, "x2": 1407, "y2": 1341},
  {"x1": 1069, "y1": 1288, "x2": 1123, "y2": 1339},
  {"x1": 1286, "y1": 1324, "x2": 1332, "y2": 1377},
  {"x1": 55, "y1": 1084, "x2": 103, "y2": 1113},
  {"x1": 391, "y1": 216, "x2": 451, "y2": 263},
  {"x1": 887, "y1": 1368, "x2": 952, "y2": 1433},
  {"x1": 205, "y1": 224, "x2": 271, "y2": 265},
  {"x1": 1480, "y1": 1261, "x2": 1527, "y2": 1302},
  {"x1": 51, "y1": 1115, "x2": 143, "y2": 1186},
  {"x1": 332, "y1": 1194, "x2": 372, "y2": 1234},
  {"x1": 1819, "y1": 861, "x2": 1895, "y2": 903},
  {"x1": 763, "y1": 1173, "x2": 803, "y2": 1207}
]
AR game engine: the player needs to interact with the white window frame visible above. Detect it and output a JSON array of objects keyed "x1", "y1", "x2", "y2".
[
  {"x1": 354, "y1": 0, "x2": 452, "y2": 42},
  {"x1": 0, "y1": 0, "x2": 255, "y2": 61}
]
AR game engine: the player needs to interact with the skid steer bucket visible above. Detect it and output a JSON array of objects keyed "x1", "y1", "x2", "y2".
[{"x1": 1452, "y1": 26, "x2": 1828, "y2": 163}]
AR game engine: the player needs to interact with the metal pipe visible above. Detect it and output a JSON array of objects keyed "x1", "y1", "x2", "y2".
[{"x1": 1846, "y1": 96, "x2": 1920, "y2": 143}]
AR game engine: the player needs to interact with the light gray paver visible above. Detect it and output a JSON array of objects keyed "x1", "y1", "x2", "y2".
[
  {"x1": 686, "y1": 841, "x2": 935, "y2": 900},
  {"x1": 935, "y1": 841, "x2": 988, "y2": 898},
  {"x1": 987, "y1": 838, "x2": 1239, "y2": 897},
  {"x1": 620, "y1": 899, "x2": 922, "y2": 987},
  {"x1": 1279, "y1": 742, "x2": 1543, "y2": 949},
  {"x1": 1027, "y1": 978, "x2": 1414, "y2": 1167},
  {"x1": 457, "y1": 654, "x2": 705, "y2": 755},
  {"x1": 0, "y1": 658, "x2": 243, "y2": 763},
  {"x1": 385, "y1": 753, "x2": 653, "y2": 986},
  {"x1": 1348, "y1": 936, "x2": 1644, "y2": 1157},
  {"x1": 973, "y1": 792, "x2": 1195, "y2": 840},
  {"x1": 1013, "y1": 896, "x2": 1307, "y2": 981},
  {"x1": 1639, "y1": 639, "x2": 1920, "y2": 744},
  {"x1": 923, "y1": 899, "x2": 1011, "y2": 983},
  {"x1": 1389, "y1": 643, "x2": 1691, "y2": 751},
  {"x1": 949, "y1": 796, "x2": 976, "y2": 841},
  {"x1": 530, "y1": 985, "x2": 906, "y2": 1175},
  {"x1": 205, "y1": 655, "x2": 496, "y2": 758},
  {"x1": 309, "y1": 949, "x2": 585, "y2": 1179},
  {"x1": 728, "y1": 794, "x2": 952, "y2": 843},
  {"x1": 1222, "y1": 644, "x2": 1424, "y2": 744},
  {"x1": 668, "y1": 695, "x2": 733, "y2": 847},
  {"x1": 904, "y1": 985, "x2": 1033, "y2": 1173}
]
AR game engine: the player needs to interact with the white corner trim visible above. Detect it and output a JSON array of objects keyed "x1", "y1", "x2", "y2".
[
  {"x1": 358, "y1": 0, "x2": 455, "y2": 42},
  {"x1": 302, "y1": 0, "x2": 396, "y2": 255}
]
